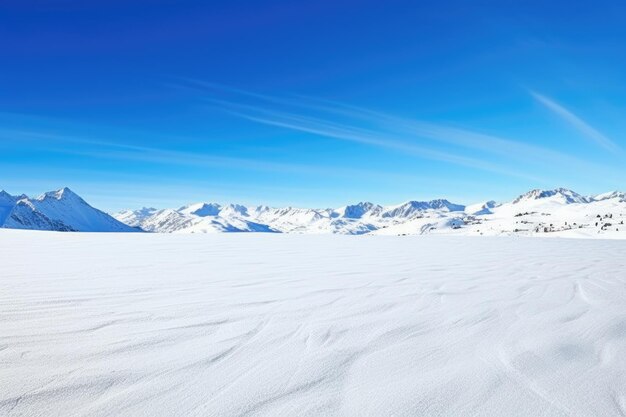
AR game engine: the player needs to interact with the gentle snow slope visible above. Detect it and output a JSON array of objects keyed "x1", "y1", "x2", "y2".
[{"x1": 1, "y1": 230, "x2": 625, "y2": 416}]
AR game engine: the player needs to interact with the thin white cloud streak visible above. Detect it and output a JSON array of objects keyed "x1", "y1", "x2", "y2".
[
  {"x1": 226, "y1": 109, "x2": 544, "y2": 183},
  {"x1": 0, "y1": 128, "x2": 440, "y2": 185},
  {"x1": 531, "y1": 92, "x2": 620, "y2": 153},
  {"x1": 0, "y1": 128, "x2": 159, "y2": 153},
  {"x1": 182, "y1": 81, "x2": 622, "y2": 181},
  {"x1": 200, "y1": 97, "x2": 576, "y2": 183},
  {"x1": 183, "y1": 78, "x2": 541, "y2": 164},
  {"x1": 302, "y1": 99, "x2": 591, "y2": 168},
  {"x1": 277, "y1": 89, "x2": 619, "y2": 170},
  {"x1": 0, "y1": 108, "x2": 545, "y2": 183}
]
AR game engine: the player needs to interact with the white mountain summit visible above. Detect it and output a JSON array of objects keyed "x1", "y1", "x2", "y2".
[
  {"x1": 0, "y1": 187, "x2": 136, "y2": 232},
  {"x1": 511, "y1": 187, "x2": 590, "y2": 205}
]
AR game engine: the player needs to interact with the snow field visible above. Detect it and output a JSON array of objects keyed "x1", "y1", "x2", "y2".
[{"x1": 1, "y1": 230, "x2": 626, "y2": 416}]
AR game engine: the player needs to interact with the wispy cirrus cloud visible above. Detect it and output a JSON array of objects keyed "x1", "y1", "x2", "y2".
[
  {"x1": 278, "y1": 94, "x2": 598, "y2": 169},
  {"x1": 177, "y1": 79, "x2": 621, "y2": 182},
  {"x1": 531, "y1": 91, "x2": 620, "y2": 153},
  {"x1": 0, "y1": 124, "x2": 437, "y2": 185},
  {"x1": 216, "y1": 102, "x2": 543, "y2": 182}
]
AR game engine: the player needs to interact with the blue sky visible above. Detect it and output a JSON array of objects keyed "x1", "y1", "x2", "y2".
[{"x1": 2, "y1": 0, "x2": 626, "y2": 211}]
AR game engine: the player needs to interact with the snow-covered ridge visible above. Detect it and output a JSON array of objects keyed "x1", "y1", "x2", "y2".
[
  {"x1": 0, "y1": 187, "x2": 136, "y2": 232},
  {"x1": 3, "y1": 186, "x2": 626, "y2": 237},
  {"x1": 512, "y1": 187, "x2": 590, "y2": 204}
]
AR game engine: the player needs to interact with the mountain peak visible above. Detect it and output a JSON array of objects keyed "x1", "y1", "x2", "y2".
[
  {"x1": 38, "y1": 187, "x2": 83, "y2": 202},
  {"x1": 381, "y1": 199, "x2": 464, "y2": 219},
  {"x1": 466, "y1": 200, "x2": 498, "y2": 215},
  {"x1": 220, "y1": 204, "x2": 249, "y2": 217},
  {"x1": 0, "y1": 190, "x2": 13, "y2": 199},
  {"x1": 180, "y1": 202, "x2": 221, "y2": 217},
  {"x1": 342, "y1": 202, "x2": 381, "y2": 219},
  {"x1": 427, "y1": 199, "x2": 465, "y2": 211},
  {"x1": 512, "y1": 188, "x2": 588, "y2": 204},
  {"x1": 594, "y1": 191, "x2": 626, "y2": 202},
  {"x1": 2, "y1": 187, "x2": 135, "y2": 232},
  {"x1": 127, "y1": 207, "x2": 158, "y2": 217}
]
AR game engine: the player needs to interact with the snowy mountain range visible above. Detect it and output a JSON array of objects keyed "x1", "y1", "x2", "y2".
[
  {"x1": 2, "y1": 186, "x2": 626, "y2": 238},
  {"x1": 113, "y1": 187, "x2": 626, "y2": 238},
  {"x1": 113, "y1": 197, "x2": 469, "y2": 235}
]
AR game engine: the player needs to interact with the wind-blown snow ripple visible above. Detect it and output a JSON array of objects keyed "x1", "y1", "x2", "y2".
[{"x1": 1, "y1": 230, "x2": 625, "y2": 416}]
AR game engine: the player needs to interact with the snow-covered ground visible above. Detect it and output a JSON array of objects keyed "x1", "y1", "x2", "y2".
[{"x1": 1, "y1": 230, "x2": 626, "y2": 416}]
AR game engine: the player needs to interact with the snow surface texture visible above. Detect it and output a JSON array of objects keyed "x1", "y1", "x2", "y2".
[
  {"x1": 115, "y1": 187, "x2": 626, "y2": 238},
  {"x1": 0, "y1": 188, "x2": 135, "y2": 232},
  {"x1": 1, "y1": 230, "x2": 626, "y2": 416}
]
